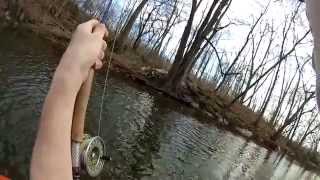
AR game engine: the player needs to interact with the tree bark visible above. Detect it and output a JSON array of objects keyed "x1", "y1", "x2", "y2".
[
  {"x1": 165, "y1": 0, "x2": 198, "y2": 92},
  {"x1": 165, "y1": 0, "x2": 231, "y2": 92},
  {"x1": 117, "y1": 0, "x2": 149, "y2": 51},
  {"x1": 101, "y1": 0, "x2": 113, "y2": 23}
]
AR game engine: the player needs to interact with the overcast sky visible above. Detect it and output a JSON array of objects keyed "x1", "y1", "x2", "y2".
[
  {"x1": 116, "y1": 0, "x2": 314, "y2": 108},
  {"x1": 113, "y1": 0, "x2": 315, "y2": 141},
  {"x1": 167, "y1": 0, "x2": 314, "y2": 140}
]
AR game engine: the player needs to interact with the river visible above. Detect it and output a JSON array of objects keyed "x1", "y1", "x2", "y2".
[{"x1": 0, "y1": 28, "x2": 318, "y2": 180}]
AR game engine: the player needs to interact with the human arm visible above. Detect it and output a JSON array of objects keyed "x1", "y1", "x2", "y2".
[
  {"x1": 30, "y1": 19, "x2": 108, "y2": 180},
  {"x1": 306, "y1": 0, "x2": 320, "y2": 109}
]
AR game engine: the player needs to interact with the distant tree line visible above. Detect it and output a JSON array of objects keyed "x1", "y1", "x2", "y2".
[{"x1": 63, "y1": 0, "x2": 318, "y2": 152}]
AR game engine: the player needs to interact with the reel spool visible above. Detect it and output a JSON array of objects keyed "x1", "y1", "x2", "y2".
[{"x1": 80, "y1": 134, "x2": 106, "y2": 177}]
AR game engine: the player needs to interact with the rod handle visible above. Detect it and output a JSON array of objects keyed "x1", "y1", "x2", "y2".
[{"x1": 71, "y1": 69, "x2": 94, "y2": 142}]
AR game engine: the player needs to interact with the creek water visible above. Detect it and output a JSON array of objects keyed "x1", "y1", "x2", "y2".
[{"x1": 0, "y1": 28, "x2": 318, "y2": 180}]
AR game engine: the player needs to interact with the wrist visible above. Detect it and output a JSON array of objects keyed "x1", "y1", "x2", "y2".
[{"x1": 53, "y1": 59, "x2": 83, "y2": 93}]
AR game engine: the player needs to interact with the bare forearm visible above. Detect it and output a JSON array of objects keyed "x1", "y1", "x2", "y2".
[
  {"x1": 30, "y1": 19, "x2": 107, "y2": 180},
  {"x1": 31, "y1": 64, "x2": 82, "y2": 180},
  {"x1": 307, "y1": 0, "x2": 320, "y2": 73}
]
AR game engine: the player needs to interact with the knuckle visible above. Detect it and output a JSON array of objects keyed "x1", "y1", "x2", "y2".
[
  {"x1": 76, "y1": 23, "x2": 86, "y2": 31},
  {"x1": 100, "y1": 23, "x2": 106, "y2": 29},
  {"x1": 76, "y1": 24, "x2": 83, "y2": 32},
  {"x1": 102, "y1": 41, "x2": 107, "y2": 50},
  {"x1": 93, "y1": 33, "x2": 101, "y2": 39},
  {"x1": 76, "y1": 24, "x2": 83, "y2": 30},
  {"x1": 99, "y1": 51, "x2": 105, "y2": 59}
]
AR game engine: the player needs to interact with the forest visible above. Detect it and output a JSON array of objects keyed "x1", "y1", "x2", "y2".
[
  {"x1": 1, "y1": 0, "x2": 320, "y2": 174},
  {"x1": 79, "y1": 0, "x2": 316, "y2": 155}
]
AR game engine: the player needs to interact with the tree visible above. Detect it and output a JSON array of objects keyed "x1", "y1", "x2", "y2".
[
  {"x1": 271, "y1": 87, "x2": 315, "y2": 140},
  {"x1": 298, "y1": 112, "x2": 319, "y2": 146},
  {"x1": 117, "y1": 0, "x2": 150, "y2": 51},
  {"x1": 151, "y1": 0, "x2": 182, "y2": 54},
  {"x1": 215, "y1": 10, "x2": 267, "y2": 91},
  {"x1": 132, "y1": 2, "x2": 159, "y2": 50},
  {"x1": 165, "y1": 0, "x2": 232, "y2": 92},
  {"x1": 229, "y1": 22, "x2": 310, "y2": 105},
  {"x1": 101, "y1": 0, "x2": 113, "y2": 23}
]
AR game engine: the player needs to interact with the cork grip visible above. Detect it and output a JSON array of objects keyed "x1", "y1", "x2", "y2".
[{"x1": 71, "y1": 69, "x2": 94, "y2": 142}]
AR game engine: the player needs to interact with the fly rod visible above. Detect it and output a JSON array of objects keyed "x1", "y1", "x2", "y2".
[{"x1": 71, "y1": 69, "x2": 106, "y2": 180}]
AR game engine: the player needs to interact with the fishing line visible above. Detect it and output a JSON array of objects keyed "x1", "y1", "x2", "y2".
[
  {"x1": 71, "y1": 9, "x2": 128, "y2": 179},
  {"x1": 97, "y1": 24, "x2": 121, "y2": 136},
  {"x1": 97, "y1": 2, "x2": 128, "y2": 137}
]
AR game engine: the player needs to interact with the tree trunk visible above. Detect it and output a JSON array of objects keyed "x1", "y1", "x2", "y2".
[
  {"x1": 271, "y1": 92, "x2": 315, "y2": 140},
  {"x1": 132, "y1": 4, "x2": 155, "y2": 50},
  {"x1": 117, "y1": 0, "x2": 149, "y2": 51},
  {"x1": 101, "y1": 0, "x2": 113, "y2": 23},
  {"x1": 152, "y1": 0, "x2": 179, "y2": 54},
  {"x1": 255, "y1": 64, "x2": 281, "y2": 124},
  {"x1": 165, "y1": 0, "x2": 198, "y2": 92},
  {"x1": 166, "y1": 0, "x2": 230, "y2": 92}
]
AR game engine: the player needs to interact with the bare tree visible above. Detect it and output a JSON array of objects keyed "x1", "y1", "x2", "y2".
[
  {"x1": 298, "y1": 112, "x2": 320, "y2": 146},
  {"x1": 165, "y1": 0, "x2": 232, "y2": 92},
  {"x1": 117, "y1": 0, "x2": 150, "y2": 51},
  {"x1": 132, "y1": 2, "x2": 159, "y2": 50},
  {"x1": 271, "y1": 87, "x2": 315, "y2": 140},
  {"x1": 216, "y1": 9, "x2": 267, "y2": 91}
]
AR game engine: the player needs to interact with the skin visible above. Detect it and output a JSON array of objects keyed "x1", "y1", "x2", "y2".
[
  {"x1": 30, "y1": 19, "x2": 108, "y2": 180},
  {"x1": 306, "y1": 0, "x2": 320, "y2": 108},
  {"x1": 306, "y1": 0, "x2": 320, "y2": 73},
  {"x1": 25, "y1": 2, "x2": 318, "y2": 179}
]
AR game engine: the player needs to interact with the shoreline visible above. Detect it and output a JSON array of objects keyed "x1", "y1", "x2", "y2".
[{"x1": 1, "y1": 0, "x2": 320, "y2": 175}]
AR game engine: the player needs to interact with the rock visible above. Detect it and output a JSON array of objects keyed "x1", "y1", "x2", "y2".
[
  {"x1": 217, "y1": 117, "x2": 224, "y2": 124},
  {"x1": 154, "y1": 68, "x2": 168, "y2": 75},
  {"x1": 191, "y1": 102, "x2": 199, "y2": 108},
  {"x1": 236, "y1": 127, "x2": 253, "y2": 138},
  {"x1": 202, "y1": 110, "x2": 213, "y2": 118},
  {"x1": 13, "y1": 21, "x2": 18, "y2": 28},
  {"x1": 223, "y1": 118, "x2": 229, "y2": 126},
  {"x1": 141, "y1": 66, "x2": 151, "y2": 72},
  {"x1": 182, "y1": 95, "x2": 193, "y2": 104},
  {"x1": 5, "y1": 11, "x2": 11, "y2": 21},
  {"x1": 19, "y1": 11, "x2": 25, "y2": 21},
  {"x1": 217, "y1": 117, "x2": 229, "y2": 126}
]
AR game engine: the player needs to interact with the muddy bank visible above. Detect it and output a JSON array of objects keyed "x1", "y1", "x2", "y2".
[
  {"x1": 1, "y1": 0, "x2": 320, "y2": 175},
  {"x1": 0, "y1": 0, "x2": 82, "y2": 51}
]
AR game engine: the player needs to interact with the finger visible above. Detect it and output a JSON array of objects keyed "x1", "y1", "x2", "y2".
[
  {"x1": 81, "y1": 19, "x2": 99, "y2": 33},
  {"x1": 95, "y1": 60, "x2": 103, "y2": 70},
  {"x1": 102, "y1": 41, "x2": 107, "y2": 51},
  {"x1": 98, "y1": 51, "x2": 105, "y2": 60},
  {"x1": 93, "y1": 23, "x2": 107, "y2": 39},
  {"x1": 104, "y1": 28, "x2": 109, "y2": 39}
]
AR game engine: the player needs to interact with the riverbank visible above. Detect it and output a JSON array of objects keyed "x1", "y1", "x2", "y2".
[{"x1": 1, "y1": 0, "x2": 320, "y2": 174}]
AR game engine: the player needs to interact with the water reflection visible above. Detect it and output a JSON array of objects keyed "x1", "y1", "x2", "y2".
[
  {"x1": 0, "y1": 28, "x2": 57, "y2": 180},
  {"x1": 0, "y1": 28, "x2": 319, "y2": 180}
]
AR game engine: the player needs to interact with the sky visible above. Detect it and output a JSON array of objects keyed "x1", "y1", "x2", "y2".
[
  {"x1": 220, "y1": 0, "x2": 315, "y2": 137},
  {"x1": 110, "y1": 0, "x2": 316, "y2": 144},
  {"x1": 166, "y1": 0, "x2": 314, "y2": 104}
]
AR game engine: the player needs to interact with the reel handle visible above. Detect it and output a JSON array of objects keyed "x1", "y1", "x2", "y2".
[{"x1": 72, "y1": 69, "x2": 95, "y2": 142}]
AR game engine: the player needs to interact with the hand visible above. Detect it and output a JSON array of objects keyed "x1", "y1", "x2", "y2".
[{"x1": 59, "y1": 19, "x2": 108, "y2": 83}]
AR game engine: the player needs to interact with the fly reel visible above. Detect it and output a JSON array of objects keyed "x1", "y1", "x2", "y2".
[{"x1": 80, "y1": 134, "x2": 106, "y2": 177}]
